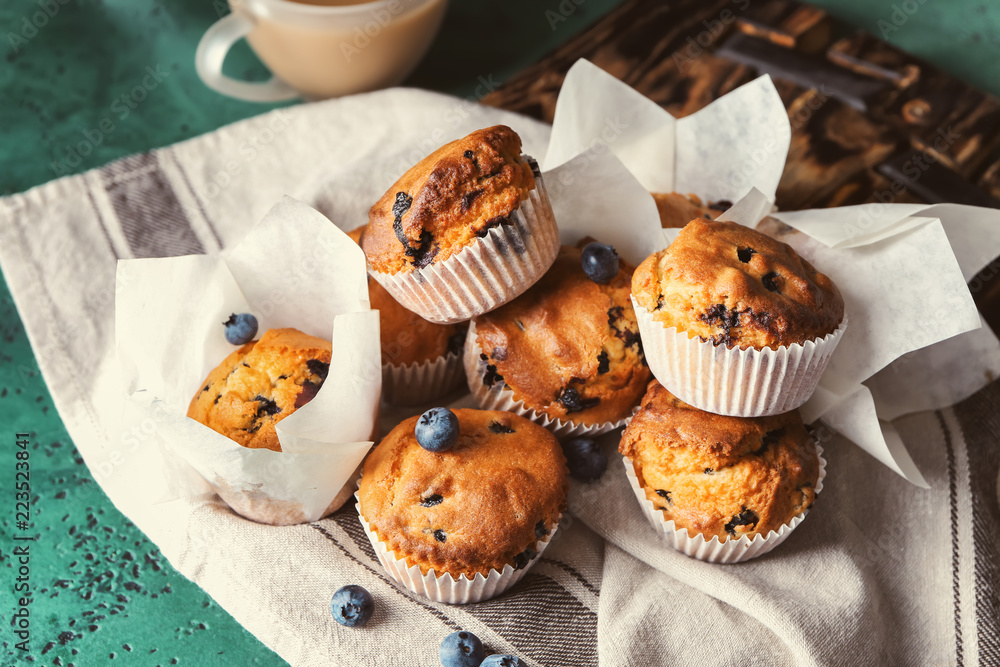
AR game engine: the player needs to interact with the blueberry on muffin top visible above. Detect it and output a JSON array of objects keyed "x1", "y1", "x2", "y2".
[{"x1": 358, "y1": 408, "x2": 567, "y2": 578}]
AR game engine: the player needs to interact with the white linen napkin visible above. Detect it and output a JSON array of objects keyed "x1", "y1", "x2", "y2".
[{"x1": 1, "y1": 87, "x2": 997, "y2": 666}]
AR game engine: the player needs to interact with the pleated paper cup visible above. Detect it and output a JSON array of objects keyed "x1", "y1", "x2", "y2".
[
  {"x1": 212, "y1": 473, "x2": 357, "y2": 526},
  {"x1": 382, "y1": 351, "x2": 465, "y2": 406},
  {"x1": 356, "y1": 497, "x2": 560, "y2": 604},
  {"x1": 464, "y1": 320, "x2": 634, "y2": 439},
  {"x1": 632, "y1": 297, "x2": 847, "y2": 417},
  {"x1": 622, "y1": 445, "x2": 826, "y2": 563},
  {"x1": 369, "y1": 159, "x2": 560, "y2": 325}
]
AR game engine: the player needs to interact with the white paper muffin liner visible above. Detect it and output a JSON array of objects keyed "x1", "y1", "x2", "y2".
[
  {"x1": 623, "y1": 444, "x2": 826, "y2": 563},
  {"x1": 211, "y1": 473, "x2": 357, "y2": 526},
  {"x1": 632, "y1": 297, "x2": 847, "y2": 417},
  {"x1": 463, "y1": 320, "x2": 634, "y2": 438},
  {"x1": 356, "y1": 494, "x2": 560, "y2": 604},
  {"x1": 382, "y1": 350, "x2": 465, "y2": 406},
  {"x1": 369, "y1": 158, "x2": 560, "y2": 324}
]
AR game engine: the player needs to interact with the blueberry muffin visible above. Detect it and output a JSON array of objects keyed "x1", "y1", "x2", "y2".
[
  {"x1": 358, "y1": 409, "x2": 567, "y2": 578},
  {"x1": 362, "y1": 125, "x2": 537, "y2": 273},
  {"x1": 348, "y1": 226, "x2": 466, "y2": 368},
  {"x1": 620, "y1": 381, "x2": 820, "y2": 541},
  {"x1": 361, "y1": 126, "x2": 560, "y2": 324},
  {"x1": 468, "y1": 242, "x2": 650, "y2": 427},
  {"x1": 632, "y1": 218, "x2": 844, "y2": 350},
  {"x1": 651, "y1": 192, "x2": 730, "y2": 228},
  {"x1": 187, "y1": 328, "x2": 331, "y2": 452}
]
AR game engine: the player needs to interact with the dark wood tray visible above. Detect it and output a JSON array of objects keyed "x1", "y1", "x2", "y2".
[{"x1": 482, "y1": 0, "x2": 1000, "y2": 331}]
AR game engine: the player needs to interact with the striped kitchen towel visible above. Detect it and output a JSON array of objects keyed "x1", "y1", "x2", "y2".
[{"x1": 1, "y1": 88, "x2": 997, "y2": 666}]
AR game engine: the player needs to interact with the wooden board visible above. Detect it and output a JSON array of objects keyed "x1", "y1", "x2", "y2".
[{"x1": 482, "y1": 0, "x2": 1000, "y2": 331}]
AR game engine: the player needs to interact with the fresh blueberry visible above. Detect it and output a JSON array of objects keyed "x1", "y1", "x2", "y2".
[
  {"x1": 415, "y1": 408, "x2": 460, "y2": 452},
  {"x1": 481, "y1": 656, "x2": 526, "y2": 667},
  {"x1": 330, "y1": 584, "x2": 374, "y2": 628},
  {"x1": 223, "y1": 313, "x2": 258, "y2": 345},
  {"x1": 439, "y1": 630, "x2": 485, "y2": 667},
  {"x1": 563, "y1": 437, "x2": 608, "y2": 482},
  {"x1": 580, "y1": 242, "x2": 619, "y2": 284}
]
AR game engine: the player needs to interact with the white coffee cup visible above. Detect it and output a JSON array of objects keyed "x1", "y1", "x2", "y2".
[{"x1": 196, "y1": 0, "x2": 448, "y2": 102}]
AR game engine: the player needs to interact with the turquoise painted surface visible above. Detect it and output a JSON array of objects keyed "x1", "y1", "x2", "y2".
[{"x1": 1, "y1": 0, "x2": 998, "y2": 664}]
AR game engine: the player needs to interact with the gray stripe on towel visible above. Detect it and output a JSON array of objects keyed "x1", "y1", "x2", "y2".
[
  {"x1": 99, "y1": 151, "x2": 204, "y2": 258},
  {"x1": 954, "y1": 381, "x2": 1000, "y2": 664}
]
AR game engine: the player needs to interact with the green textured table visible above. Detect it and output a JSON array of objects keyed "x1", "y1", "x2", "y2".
[{"x1": 1, "y1": 0, "x2": 998, "y2": 665}]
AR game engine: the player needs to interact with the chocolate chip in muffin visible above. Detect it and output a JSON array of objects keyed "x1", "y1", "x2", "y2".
[
  {"x1": 433, "y1": 529, "x2": 447, "y2": 542},
  {"x1": 794, "y1": 483, "x2": 814, "y2": 511},
  {"x1": 306, "y1": 359, "x2": 330, "y2": 381},
  {"x1": 700, "y1": 303, "x2": 742, "y2": 330},
  {"x1": 597, "y1": 351, "x2": 610, "y2": 375},
  {"x1": 704, "y1": 468, "x2": 714, "y2": 475},
  {"x1": 709, "y1": 199, "x2": 733, "y2": 211},
  {"x1": 461, "y1": 189, "x2": 484, "y2": 212},
  {"x1": 254, "y1": 396, "x2": 281, "y2": 418},
  {"x1": 699, "y1": 303, "x2": 749, "y2": 347},
  {"x1": 475, "y1": 215, "x2": 505, "y2": 239},
  {"x1": 512, "y1": 547, "x2": 538, "y2": 570},
  {"x1": 391, "y1": 191, "x2": 436, "y2": 268},
  {"x1": 489, "y1": 421, "x2": 515, "y2": 434},
  {"x1": 655, "y1": 294, "x2": 665, "y2": 310},
  {"x1": 748, "y1": 309, "x2": 776, "y2": 333},
  {"x1": 463, "y1": 149, "x2": 480, "y2": 172},
  {"x1": 201, "y1": 385, "x2": 209, "y2": 393},
  {"x1": 392, "y1": 191, "x2": 412, "y2": 226},
  {"x1": 762, "y1": 271, "x2": 781, "y2": 293},
  {"x1": 607, "y1": 305, "x2": 624, "y2": 327},
  {"x1": 617, "y1": 328, "x2": 642, "y2": 349},
  {"x1": 535, "y1": 520, "x2": 549, "y2": 539},
  {"x1": 213, "y1": 394, "x2": 221, "y2": 405},
  {"x1": 655, "y1": 489, "x2": 672, "y2": 504},
  {"x1": 754, "y1": 427, "x2": 786, "y2": 456},
  {"x1": 294, "y1": 380, "x2": 321, "y2": 409},
  {"x1": 737, "y1": 246, "x2": 756, "y2": 263},
  {"x1": 556, "y1": 387, "x2": 600, "y2": 414},
  {"x1": 420, "y1": 494, "x2": 444, "y2": 507},
  {"x1": 482, "y1": 358, "x2": 504, "y2": 388},
  {"x1": 246, "y1": 397, "x2": 281, "y2": 433},
  {"x1": 724, "y1": 508, "x2": 759, "y2": 537}
]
